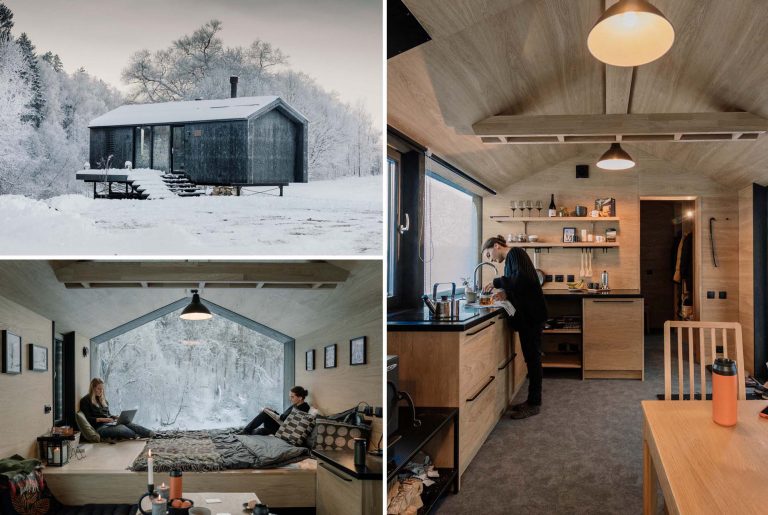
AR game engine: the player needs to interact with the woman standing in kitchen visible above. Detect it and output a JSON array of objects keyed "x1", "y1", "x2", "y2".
[{"x1": 482, "y1": 235, "x2": 547, "y2": 419}]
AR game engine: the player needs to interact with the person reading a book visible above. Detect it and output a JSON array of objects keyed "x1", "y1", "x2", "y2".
[
  {"x1": 79, "y1": 378, "x2": 155, "y2": 440},
  {"x1": 241, "y1": 386, "x2": 310, "y2": 435}
]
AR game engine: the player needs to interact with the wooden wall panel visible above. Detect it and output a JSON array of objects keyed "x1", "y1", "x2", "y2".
[
  {"x1": 481, "y1": 151, "x2": 740, "y2": 328},
  {"x1": 0, "y1": 294, "x2": 53, "y2": 458},
  {"x1": 739, "y1": 186, "x2": 755, "y2": 375},
  {"x1": 75, "y1": 333, "x2": 91, "y2": 401},
  {"x1": 294, "y1": 267, "x2": 383, "y2": 449}
]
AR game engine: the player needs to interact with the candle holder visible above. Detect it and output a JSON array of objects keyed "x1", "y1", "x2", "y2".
[{"x1": 137, "y1": 485, "x2": 157, "y2": 515}]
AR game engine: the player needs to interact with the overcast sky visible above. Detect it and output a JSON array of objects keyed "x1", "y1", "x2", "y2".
[{"x1": 5, "y1": 0, "x2": 382, "y2": 125}]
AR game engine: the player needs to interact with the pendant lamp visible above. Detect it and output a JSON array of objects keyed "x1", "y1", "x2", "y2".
[
  {"x1": 588, "y1": 0, "x2": 674, "y2": 67},
  {"x1": 180, "y1": 289, "x2": 212, "y2": 320},
  {"x1": 596, "y1": 143, "x2": 635, "y2": 170}
]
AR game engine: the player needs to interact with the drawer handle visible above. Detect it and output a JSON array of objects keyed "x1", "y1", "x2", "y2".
[
  {"x1": 497, "y1": 355, "x2": 515, "y2": 370},
  {"x1": 319, "y1": 462, "x2": 352, "y2": 482},
  {"x1": 466, "y1": 376, "x2": 495, "y2": 402},
  {"x1": 466, "y1": 321, "x2": 495, "y2": 337}
]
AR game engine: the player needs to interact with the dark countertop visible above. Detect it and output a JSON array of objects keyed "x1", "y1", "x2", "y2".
[
  {"x1": 312, "y1": 448, "x2": 382, "y2": 480},
  {"x1": 543, "y1": 289, "x2": 643, "y2": 298},
  {"x1": 387, "y1": 303, "x2": 504, "y2": 332}
]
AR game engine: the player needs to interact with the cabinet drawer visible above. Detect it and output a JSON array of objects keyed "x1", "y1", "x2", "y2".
[
  {"x1": 460, "y1": 320, "x2": 497, "y2": 399},
  {"x1": 316, "y1": 461, "x2": 363, "y2": 515},
  {"x1": 583, "y1": 299, "x2": 643, "y2": 372},
  {"x1": 459, "y1": 374, "x2": 498, "y2": 475}
]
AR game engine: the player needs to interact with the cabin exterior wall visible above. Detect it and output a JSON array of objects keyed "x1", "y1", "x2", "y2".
[
  {"x1": 183, "y1": 121, "x2": 249, "y2": 185},
  {"x1": 89, "y1": 127, "x2": 133, "y2": 170},
  {"x1": 247, "y1": 108, "x2": 307, "y2": 184}
]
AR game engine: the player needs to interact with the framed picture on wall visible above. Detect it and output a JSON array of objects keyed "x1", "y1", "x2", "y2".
[
  {"x1": 305, "y1": 349, "x2": 315, "y2": 371},
  {"x1": 29, "y1": 344, "x2": 48, "y2": 372},
  {"x1": 562, "y1": 227, "x2": 576, "y2": 243},
  {"x1": 324, "y1": 344, "x2": 336, "y2": 368},
  {"x1": 1, "y1": 330, "x2": 22, "y2": 375},
  {"x1": 350, "y1": 336, "x2": 366, "y2": 365}
]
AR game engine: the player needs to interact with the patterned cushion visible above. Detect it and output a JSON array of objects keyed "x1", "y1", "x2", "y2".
[
  {"x1": 313, "y1": 419, "x2": 370, "y2": 451},
  {"x1": 75, "y1": 411, "x2": 100, "y2": 443},
  {"x1": 275, "y1": 409, "x2": 315, "y2": 446}
]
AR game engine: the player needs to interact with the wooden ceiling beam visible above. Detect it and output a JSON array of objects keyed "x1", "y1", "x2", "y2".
[
  {"x1": 473, "y1": 112, "x2": 768, "y2": 144},
  {"x1": 50, "y1": 261, "x2": 350, "y2": 286}
]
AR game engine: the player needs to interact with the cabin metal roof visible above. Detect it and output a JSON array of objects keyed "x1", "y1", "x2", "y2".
[{"x1": 89, "y1": 96, "x2": 308, "y2": 128}]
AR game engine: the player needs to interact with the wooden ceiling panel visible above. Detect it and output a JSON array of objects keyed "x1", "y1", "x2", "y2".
[{"x1": 389, "y1": 0, "x2": 768, "y2": 190}]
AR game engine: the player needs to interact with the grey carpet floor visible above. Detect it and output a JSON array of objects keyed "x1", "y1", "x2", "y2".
[{"x1": 434, "y1": 333, "x2": 672, "y2": 514}]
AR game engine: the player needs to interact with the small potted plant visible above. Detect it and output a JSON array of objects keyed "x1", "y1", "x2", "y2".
[{"x1": 461, "y1": 277, "x2": 477, "y2": 303}]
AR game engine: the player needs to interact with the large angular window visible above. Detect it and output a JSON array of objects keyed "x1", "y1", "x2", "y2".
[
  {"x1": 134, "y1": 126, "x2": 152, "y2": 168},
  {"x1": 152, "y1": 125, "x2": 170, "y2": 172},
  {"x1": 92, "y1": 300, "x2": 293, "y2": 430}
]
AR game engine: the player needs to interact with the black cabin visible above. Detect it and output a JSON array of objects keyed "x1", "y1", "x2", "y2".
[{"x1": 87, "y1": 93, "x2": 308, "y2": 187}]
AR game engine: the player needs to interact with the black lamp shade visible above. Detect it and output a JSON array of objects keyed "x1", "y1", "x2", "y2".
[{"x1": 180, "y1": 293, "x2": 212, "y2": 320}]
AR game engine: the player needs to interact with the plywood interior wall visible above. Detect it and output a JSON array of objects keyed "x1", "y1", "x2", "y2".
[
  {"x1": 294, "y1": 266, "x2": 383, "y2": 449},
  {"x1": 0, "y1": 294, "x2": 53, "y2": 458},
  {"x1": 75, "y1": 333, "x2": 91, "y2": 401},
  {"x1": 739, "y1": 186, "x2": 755, "y2": 375},
  {"x1": 481, "y1": 150, "x2": 740, "y2": 324}
]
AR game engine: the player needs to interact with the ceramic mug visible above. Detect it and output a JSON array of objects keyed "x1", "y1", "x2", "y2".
[{"x1": 465, "y1": 290, "x2": 477, "y2": 303}]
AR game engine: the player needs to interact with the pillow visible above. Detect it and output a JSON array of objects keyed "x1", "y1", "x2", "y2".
[
  {"x1": 275, "y1": 409, "x2": 315, "y2": 446},
  {"x1": 75, "y1": 411, "x2": 100, "y2": 443},
  {"x1": 313, "y1": 418, "x2": 370, "y2": 451}
]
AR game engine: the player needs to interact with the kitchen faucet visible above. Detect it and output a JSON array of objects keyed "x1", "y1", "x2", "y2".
[{"x1": 472, "y1": 262, "x2": 499, "y2": 292}]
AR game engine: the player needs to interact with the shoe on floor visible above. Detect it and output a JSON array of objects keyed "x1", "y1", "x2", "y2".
[
  {"x1": 510, "y1": 405, "x2": 540, "y2": 419},
  {"x1": 509, "y1": 401, "x2": 530, "y2": 411}
]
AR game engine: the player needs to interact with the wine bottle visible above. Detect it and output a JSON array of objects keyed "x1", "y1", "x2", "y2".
[{"x1": 548, "y1": 193, "x2": 556, "y2": 217}]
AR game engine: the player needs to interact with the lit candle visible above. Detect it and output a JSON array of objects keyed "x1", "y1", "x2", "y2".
[
  {"x1": 158, "y1": 482, "x2": 169, "y2": 501},
  {"x1": 147, "y1": 449, "x2": 154, "y2": 486},
  {"x1": 52, "y1": 446, "x2": 61, "y2": 464},
  {"x1": 151, "y1": 494, "x2": 167, "y2": 515}
]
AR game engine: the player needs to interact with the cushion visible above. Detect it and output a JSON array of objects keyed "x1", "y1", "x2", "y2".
[
  {"x1": 75, "y1": 412, "x2": 100, "y2": 443},
  {"x1": 274, "y1": 409, "x2": 315, "y2": 446},
  {"x1": 313, "y1": 418, "x2": 370, "y2": 452}
]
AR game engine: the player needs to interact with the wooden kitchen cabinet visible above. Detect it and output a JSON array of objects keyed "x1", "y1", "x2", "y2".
[
  {"x1": 582, "y1": 298, "x2": 644, "y2": 379},
  {"x1": 387, "y1": 313, "x2": 510, "y2": 480},
  {"x1": 316, "y1": 461, "x2": 381, "y2": 515}
]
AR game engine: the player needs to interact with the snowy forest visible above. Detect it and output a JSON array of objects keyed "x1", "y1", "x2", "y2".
[
  {"x1": 97, "y1": 308, "x2": 285, "y2": 430},
  {"x1": 0, "y1": 5, "x2": 380, "y2": 198}
]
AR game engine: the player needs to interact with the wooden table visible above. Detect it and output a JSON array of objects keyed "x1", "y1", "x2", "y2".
[
  {"x1": 642, "y1": 400, "x2": 768, "y2": 514},
  {"x1": 186, "y1": 492, "x2": 260, "y2": 514}
]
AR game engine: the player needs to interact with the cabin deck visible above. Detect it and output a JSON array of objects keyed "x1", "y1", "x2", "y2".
[{"x1": 43, "y1": 440, "x2": 317, "y2": 507}]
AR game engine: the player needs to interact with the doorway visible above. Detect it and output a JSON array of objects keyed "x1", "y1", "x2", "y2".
[
  {"x1": 640, "y1": 199, "x2": 696, "y2": 333},
  {"x1": 171, "y1": 125, "x2": 186, "y2": 173}
]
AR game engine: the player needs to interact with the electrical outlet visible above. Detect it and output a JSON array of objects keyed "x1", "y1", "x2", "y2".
[
  {"x1": 545, "y1": 274, "x2": 553, "y2": 282},
  {"x1": 719, "y1": 291, "x2": 727, "y2": 299},
  {"x1": 44, "y1": 405, "x2": 51, "y2": 414},
  {"x1": 567, "y1": 274, "x2": 575, "y2": 282},
  {"x1": 555, "y1": 275, "x2": 564, "y2": 282},
  {"x1": 707, "y1": 291, "x2": 715, "y2": 299}
]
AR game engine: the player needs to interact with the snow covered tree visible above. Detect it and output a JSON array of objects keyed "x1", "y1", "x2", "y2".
[
  {"x1": 16, "y1": 32, "x2": 45, "y2": 128},
  {"x1": 0, "y1": 37, "x2": 33, "y2": 194},
  {"x1": 0, "y1": 3, "x2": 13, "y2": 41},
  {"x1": 41, "y1": 51, "x2": 63, "y2": 72}
]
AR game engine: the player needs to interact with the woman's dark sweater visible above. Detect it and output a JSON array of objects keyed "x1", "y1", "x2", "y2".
[
  {"x1": 492, "y1": 247, "x2": 548, "y2": 328},
  {"x1": 79, "y1": 394, "x2": 112, "y2": 429},
  {"x1": 280, "y1": 401, "x2": 310, "y2": 421}
]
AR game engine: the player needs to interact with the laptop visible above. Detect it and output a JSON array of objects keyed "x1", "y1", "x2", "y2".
[{"x1": 103, "y1": 409, "x2": 138, "y2": 426}]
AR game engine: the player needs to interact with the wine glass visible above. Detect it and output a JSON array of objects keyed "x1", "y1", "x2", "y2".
[
  {"x1": 516, "y1": 200, "x2": 527, "y2": 218},
  {"x1": 535, "y1": 200, "x2": 543, "y2": 217},
  {"x1": 510, "y1": 200, "x2": 518, "y2": 217},
  {"x1": 525, "y1": 200, "x2": 534, "y2": 217}
]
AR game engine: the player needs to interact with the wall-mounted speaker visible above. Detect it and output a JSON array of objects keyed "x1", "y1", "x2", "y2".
[{"x1": 576, "y1": 164, "x2": 589, "y2": 179}]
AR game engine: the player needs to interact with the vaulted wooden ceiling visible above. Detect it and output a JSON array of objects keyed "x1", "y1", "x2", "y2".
[
  {"x1": 388, "y1": 0, "x2": 768, "y2": 191},
  {"x1": 0, "y1": 261, "x2": 379, "y2": 340}
]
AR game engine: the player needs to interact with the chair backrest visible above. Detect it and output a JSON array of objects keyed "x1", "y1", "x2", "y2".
[{"x1": 663, "y1": 321, "x2": 746, "y2": 400}]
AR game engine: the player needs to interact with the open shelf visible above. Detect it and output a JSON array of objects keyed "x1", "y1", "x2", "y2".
[
  {"x1": 419, "y1": 468, "x2": 458, "y2": 514},
  {"x1": 491, "y1": 216, "x2": 620, "y2": 223},
  {"x1": 541, "y1": 352, "x2": 582, "y2": 369},
  {"x1": 507, "y1": 242, "x2": 619, "y2": 248}
]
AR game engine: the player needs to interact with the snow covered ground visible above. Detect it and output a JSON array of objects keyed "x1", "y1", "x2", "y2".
[{"x1": 0, "y1": 175, "x2": 382, "y2": 255}]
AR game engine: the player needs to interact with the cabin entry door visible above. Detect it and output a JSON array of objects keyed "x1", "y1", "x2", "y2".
[{"x1": 171, "y1": 125, "x2": 186, "y2": 173}]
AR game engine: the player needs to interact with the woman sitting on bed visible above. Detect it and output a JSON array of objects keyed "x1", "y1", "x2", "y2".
[
  {"x1": 241, "y1": 386, "x2": 310, "y2": 435},
  {"x1": 79, "y1": 378, "x2": 155, "y2": 440}
]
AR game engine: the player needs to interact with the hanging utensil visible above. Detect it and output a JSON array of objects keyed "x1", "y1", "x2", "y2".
[
  {"x1": 580, "y1": 249, "x2": 585, "y2": 278},
  {"x1": 709, "y1": 217, "x2": 719, "y2": 267},
  {"x1": 588, "y1": 249, "x2": 593, "y2": 278}
]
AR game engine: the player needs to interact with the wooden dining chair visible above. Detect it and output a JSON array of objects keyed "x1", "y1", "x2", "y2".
[{"x1": 663, "y1": 321, "x2": 746, "y2": 400}]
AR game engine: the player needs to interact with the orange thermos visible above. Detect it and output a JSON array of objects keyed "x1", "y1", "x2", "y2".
[
  {"x1": 712, "y1": 358, "x2": 738, "y2": 426},
  {"x1": 169, "y1": 469, "x2": 183, "y2": 500}
]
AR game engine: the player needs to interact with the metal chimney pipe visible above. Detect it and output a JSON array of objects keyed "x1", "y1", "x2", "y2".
[{"x1": 230, "y1": 76, "x2": 238, "y2": 98}]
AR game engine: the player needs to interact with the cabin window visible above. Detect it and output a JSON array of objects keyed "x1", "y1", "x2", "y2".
[
  {"x1": 93, "y1": 306, "x2": 289, "y2": 430},
  {"x1": 422, "y1": 170, "x2": 481, "y2": 295},
  {"x1": 387, "y1": 154, "x2": 401, "y2": 297},
  {"x1": 52, "y1": 335, "x2": 64, "y2": 425},
  {"x1": 152, "y1": 125, "x2": 170, "y2": 172},
  {"x1": 134, "y1": 126, "x2": 152, "y2": 169}
]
